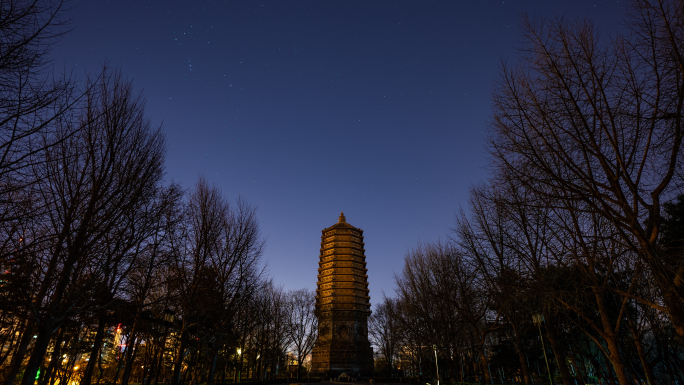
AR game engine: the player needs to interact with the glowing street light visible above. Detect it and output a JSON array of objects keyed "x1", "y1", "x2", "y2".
[{"x1": 237, "y1": 348, "x2": 243, "y2": 383}]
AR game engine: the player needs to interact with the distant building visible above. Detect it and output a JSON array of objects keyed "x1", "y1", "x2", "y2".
[{"x1": 311, "y1": 213, "x2": 373, "y2": 377}]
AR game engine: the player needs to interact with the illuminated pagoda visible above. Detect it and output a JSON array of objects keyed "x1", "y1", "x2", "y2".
[{"x1": 311, "y1": 212, "x2": 373, "y2": 377}]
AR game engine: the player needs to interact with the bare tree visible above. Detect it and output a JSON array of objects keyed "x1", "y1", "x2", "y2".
[
  {"x1": 489, "y1": 0, "x2": 684, "y2": 340},
  {"x1": 0, "y1": 0, "x2": 78, "y2": 232},
  {"x1": 169, "y1": 178, "x2": 265, "y2": 385},
  {"x1": 368, "y1": 296, "x2": 400, "y2": 376},
  {"x1": 455, "y1": 185, "x2": 537, "y2": 385},
  {"x1": 112, "y1": 184, "x2": 184, "y2": 385},
  {"x1": 245, "y1": 282, "x2": 289, "y2": 381},
  {"x1": 0, "y1": 2, "x2": 77, "y2": 374},
  {"x1": 394, "y1": 242, "x2": 497, "y2": 383},
  {"x1": 284, "y1": 289, "x2": 317, "y2": 379},
  {"x1": 11, "y1": 69, "x2": 166, "y2": 385}
]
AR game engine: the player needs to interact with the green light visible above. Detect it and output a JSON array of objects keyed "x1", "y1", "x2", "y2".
[{"x1": 35, "y1": 368, "x2": 40, "y2": 380}]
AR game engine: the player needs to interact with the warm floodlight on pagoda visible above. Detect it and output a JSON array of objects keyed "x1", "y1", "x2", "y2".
[{"x1": 311, "y1": 212, "x2": 373, "y2": 377}]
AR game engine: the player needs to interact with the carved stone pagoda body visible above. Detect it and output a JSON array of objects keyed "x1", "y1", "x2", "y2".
[{"x1": 311, "y1": 213, "x2": 373, "y2": 377}]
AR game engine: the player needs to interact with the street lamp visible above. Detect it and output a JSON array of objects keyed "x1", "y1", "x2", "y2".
[
  {"x1": 433, "y1": 345, "x2": 440, "y2": 385},
  {"x1": 532, "y1": 313, "x2": 553, "y2": 385}
]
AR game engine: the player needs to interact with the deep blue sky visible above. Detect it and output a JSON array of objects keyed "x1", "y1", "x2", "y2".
[{"x1": 52, "y1": 0, "x2": 628, "y2": 306}]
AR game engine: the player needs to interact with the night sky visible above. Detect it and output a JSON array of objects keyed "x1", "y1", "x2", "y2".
[{"x1": 52, "y1": 0, "x2": 628, "y2": 306}]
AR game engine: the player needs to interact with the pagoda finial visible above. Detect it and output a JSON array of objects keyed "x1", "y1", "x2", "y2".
[{"x1": 339, "y1": 212, "x2": 346, "y2": 223}]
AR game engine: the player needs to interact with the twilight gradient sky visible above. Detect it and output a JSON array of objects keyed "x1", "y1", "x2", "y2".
[{"x1": 52, "y1": 0, "x2": 628, "y2": 306}]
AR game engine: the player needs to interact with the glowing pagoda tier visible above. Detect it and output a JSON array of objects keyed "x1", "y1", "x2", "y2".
[{"x1": 311, "y1": 213, "x2": 373, "y2": 377}]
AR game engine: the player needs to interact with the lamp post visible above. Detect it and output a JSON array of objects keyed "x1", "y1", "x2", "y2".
[
  {"x1": 433, "y1": 345, "x2": 440, "y2": 385},
  {"x1": 237, "y1": 348, "x2": 242, "y2": 383},
  {"x1": 532, "y1": 314, "x2": 553, "y2": 385},
  {"x1": 257, "y1": 353, "x2": 261, "y2": 381}
]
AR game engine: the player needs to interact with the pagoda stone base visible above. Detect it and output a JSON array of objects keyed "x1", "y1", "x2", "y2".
[
  {"x1": 311, "y1": 340, "x2": 374, "y2": 377},
  {"x1": 311, "y1": 310, "x2": 374, "y2": 377}
]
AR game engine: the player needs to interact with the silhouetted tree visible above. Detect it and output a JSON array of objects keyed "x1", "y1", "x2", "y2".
[
  {"x1": 284, "y1": 289, "x2": 317, "y2": 379},
  {"x1": 0, "y1": 1, "x2": 76, "y2": 378},
  {"x1": 169, "y1": 178, "x2": 264, "y2": 385},
  {"x1": 16, "y1": 70, "x2": 166, "y2": 385},
  {"x1": 395, "y1": 242, "x2": 497, "y2": 383},
  {"x1": 368, "y1": 297, "x2": 400, "y2": 376},
  {"x1": 0, "y1": 0, "x2": 74, "y2": 196},
  {"x1": 489, "y1": 0, "x2": 684, "y2": 342}
]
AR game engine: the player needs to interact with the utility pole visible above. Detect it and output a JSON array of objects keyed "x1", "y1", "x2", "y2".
[{"x1": 433, "y1": 345, "x2": 440, "y2": 385}]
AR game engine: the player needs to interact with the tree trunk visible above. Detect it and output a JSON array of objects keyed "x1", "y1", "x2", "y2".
[
  {"x1": 544, "y1": 322, "x2": 574, "y2": 385},
  {"x1": 627, "y1": 317, "x2": 655, "y2": 385},
  {"x1": 604, "y1": 336, "x2": 630, "y2": 385},
  {"x1": 193, "y1": 341, "x2": 202, "y2": 383},
  {"x1": 41, "y1": 327, "x2": 65, "y2": 385},
  {"x1": 642, "y1": 244, "x2": 684, "y2": 343},
  {"x1": 96, "y1": 347, "x2": 107, "y2": 385},
  {"x1": 209, "y1": 345, "x2": 219, "y2": 385},
  {"x1": 112, "y1": 355, "x2": 123, "y2": 385},
  {"x1": 171, "y1": 328, "x2": 188, "y2": 385},
  {"x1": 296, "y1": 347, "x2": 302, "y2": 380},
  {"x1": 121, "y1": 319, "x2": 141, "y2": 385},
  {"x1": 140, "y1": 346, "x2": 151, "y2": 385},
  {"x1": 81, "y1": 315, "x2": 107, "y2": 385},
  {"x1": 151, "y1": 348, "x2": 162, "y2": 385},
  {"x1": 122, "y1": 334, "x2": 142, "y2": 385},
  {"x1": 477, "y1": 339, "x2": 491, "y2": 384},
  {"x1": 20, "y1": 318, "x2": 57, "y2": 385},
  {"x1": 593, "y1": 293, "x2": 630, "y2": 385},
  {"x1": 3, "y1": 320, "x2": 34, "y2": 385},
  {"x1": 512, "y1": 335, "x2": 533, "y2": 385},
  {"x1": 0, "y1": 318, "x2": 26, "y2": 367}
]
